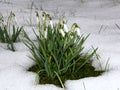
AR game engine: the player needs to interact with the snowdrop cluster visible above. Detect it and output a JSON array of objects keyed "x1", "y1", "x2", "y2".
[
  {"x1": 35, "y1": 11, "x2": 81, "y2": 38},
  {"x1": 0, "y1": 12, "x2": 23, "y2": 51},
  {"x1": 36, "y1": 11, "x2": 54, "y2": 38},
  {"x1": 57, "y1": 19, "x2": 81, "y2": 37},
  {"x1": 23, "y1": 11, "x2": 101, "y2": 88}
]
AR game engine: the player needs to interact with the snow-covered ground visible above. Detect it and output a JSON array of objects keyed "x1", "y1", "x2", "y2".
[{"x1": 1, "y1": 0, "x2": 120, "y2": 90}]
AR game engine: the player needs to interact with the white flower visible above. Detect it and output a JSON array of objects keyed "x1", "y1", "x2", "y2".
[
  {"x1": 44, "y1": 29, "x2": 48, "y2": 39},
  {"x1": 75, "y1": 27, "x2": 81, "y2": 35},
  {"x1": 42, "y1": 12, "x2": 47, "y2": 22},
  {"x1": 63, "y1": 24, "x2": 69, "y2": 33},
  {"x1": 47, "y1": 14, "x2": 53, "y2": 29},
  {"x1": 71, "y1": 23, "x2": 81, "y2": 35},
  {"x1": 49, "y1": 20, "x2": 53, "y2": 29},
  {"x1": 59, "y1": 29, "x2": 65, "y2": 37},
  {"x1": 58, "y1": 23, "x2": 65, "y2": 37},
  {"x1": 35, "y1": 11, "x2": 40, "y2": 26},
  {"x1": 36, "y1": 16, "x2": 40, "y2": 24}
]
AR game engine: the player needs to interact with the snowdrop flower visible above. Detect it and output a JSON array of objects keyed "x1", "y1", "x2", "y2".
[
  {"x1": 49, "y1": 20, "x2": 53, "y2": 29},
  {"x1": 44, "y1": 29, "x2": 48, "y2": 39},
  {"x1": 42, "y1": 12, "x2": 46, "y2": 21},
  {"x1": 75, "y1": 27, "x2": 80, "y2": 36},
  {"x1": 59, "y1": 28, "x2": 65, "y2": 37},
  {"x1": 58, "y1": 23, "x2": 65, "y2": 37},
  {"x1": 42, "y1": 12, "x2": 48, "y2": 31},
  {"x1": 71, "y1": 23, "x2": 81, "y2": 35},
  {"x1": 63, "y1": 21, "x2": 69, "y2": 33},
  {"x1": 35, "y1": 11, "x2": 40, "y2": 25},
  {"x1": 48, "y1": 15, "x2": 53, "y2": 29}
]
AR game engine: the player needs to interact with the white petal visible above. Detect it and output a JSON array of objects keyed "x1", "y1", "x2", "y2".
[
  {"x1": 59, "y1": 29, "x2": 65, "y2": 37},
  {"x1": 75, "y1": 28, "x2": 81, "y2": 35},
  {"x1": 44, "y1": 30, "x2": 47, "y2": 39},
  {"x1": 50, "y1": 20, "x2": 53, "y2": 29},
  {"x1": 64, "y1": 24, "x2": 69, "y2": 32}
]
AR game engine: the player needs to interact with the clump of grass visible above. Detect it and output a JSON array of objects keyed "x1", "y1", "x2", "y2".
[
  {"x1": 0, "y1": 12, "x2": 23, "y2": 51},
  {"x1": 24, "y1": 12, "x2": 104, "y2": 87}
]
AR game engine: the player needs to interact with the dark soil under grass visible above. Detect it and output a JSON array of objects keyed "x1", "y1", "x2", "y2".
[{"x1": 28, "y1": 63, "x2": 104, "y2": 87}]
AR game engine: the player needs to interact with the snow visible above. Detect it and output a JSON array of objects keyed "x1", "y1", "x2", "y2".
[{"x1": 1, "y1": 0, "x2": 120, "y2": 90}]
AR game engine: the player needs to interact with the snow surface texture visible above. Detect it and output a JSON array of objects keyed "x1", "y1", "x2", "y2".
[{"x1": 0, "y1": 0, "x2": 120, "y2": 90}]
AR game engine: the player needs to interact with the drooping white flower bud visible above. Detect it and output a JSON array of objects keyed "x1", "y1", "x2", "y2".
[
  {"x1": 58, "y1": 23, "x2": 65, "y2": 37},
  {"x1": 75, "y1": 27, "x2": 81, "y2": 35},
  {"x1": 50, "y1": 20, "x2": 53, "y2": 29},
  {"x1": 35, "y1": 11, "x2": 40, "y2": 26},
  {"x1": 48, "y1": 16, "x2": 53, "y2": 29},
  {"x1": 44, "y1": 29, "x2": 48, "y2": 39},
  {"x1": 71, "y1": 23, "x2": 81, "y2": 35},
  {"x1": 59, "y1": 29, "x2": 65, "y2": 37},
  {"x1": 62, "y1": 20, "x2": 68, "y2": 33},
  {"x1": 63, "y1": 24, "x2": 68, "y2": 33},
  {"x1": 42, "y1": 12, "x2": 46, "y2": 21}
]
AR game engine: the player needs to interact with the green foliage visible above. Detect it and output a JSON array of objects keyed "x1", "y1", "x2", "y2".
[
  {"x1": 24, "y1": 12, "x2": 102, "y2": 87},
  {"x1": 0, "y1": 12, "x2": 23, "y2": 51}
]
